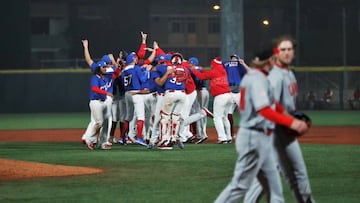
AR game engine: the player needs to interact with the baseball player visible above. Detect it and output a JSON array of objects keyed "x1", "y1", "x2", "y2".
[
  {"x1": 81, "y1": 40, "x2": 120, "y2": 149},
  {"x1": 186, "y1": 57, "x2": 211, "y2": 144},
  {"x1": 245, "y1": 36, "x2": 316, "y2": 203},
  {"x1": 269, "y1": 36, "x2": 316, "y2": 203},
  {"x1": 178, "y1": 59, "x2": 198, "y2": 144},
  {"x1": 189, "y1": 57, "x2": 233, "y2": 143},
  {"x1": 123, "y1": 41, "x2": 158, "y2": 144},
  {"x1": 109, "y1": 51, "x2": 127, "y2": 144},
  {"x1": 215, "y1": 47, "x2": 309, "y2": 203},
  {"x1": 222, "y1": 54, "x2": 250, "y2": 140},
  {"x1": 82, "y1": 61, "x2": 114, "y2": 150},
  {"x1": 121, "y1": 52, "x2": 151, "y2": 147},
  {"x1": 153, "y1": 52, "x2": 188, "y2": 150},
  {"x1": 148, "y1": 54, "x2": 168, "y2": 149}
]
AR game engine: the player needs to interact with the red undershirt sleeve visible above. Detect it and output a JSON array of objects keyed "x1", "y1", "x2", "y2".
[
  {"x1": 143, "y1": 59, "x2": 151, "y2": 65},
  {"x1": 91, "y1": 86, "x2": 108, "y2": 95},
  {"x1": 275, "y1": 101, "x2": 285, "y2": 113},
  {"x1": 259, "y1": 106, "x2": 294, "y2": 127},
  {"x1": 112, "y1": 68, "x2": 121, "y2": 79},
  {"x1": 155, "y1": 47, "x2": 166, "y2": 56},
  {"x1": 137, "y1": 43, "x2": 146, "y2": 59}
]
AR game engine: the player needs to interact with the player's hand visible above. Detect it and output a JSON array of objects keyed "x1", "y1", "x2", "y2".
[
  {"x1": 153, "y1": 41, "x2": 159, "y2": 50},
  {"x1": 166, "y1": 67, "x2": 174, "y2": 75},
  {"x1": 141, "y1": 31, "x2": 147, "y2": 43},
  {"x1": 290, "y1": 119, "x2": 308, "y2": 135},
  {"x1": 82, "y1": 39, "x2": 88, "y2": 48}
]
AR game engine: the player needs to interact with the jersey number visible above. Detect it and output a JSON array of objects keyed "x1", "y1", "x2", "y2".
[{"x1": 123, "y1": 75, "x2": 132, "y2": 87}]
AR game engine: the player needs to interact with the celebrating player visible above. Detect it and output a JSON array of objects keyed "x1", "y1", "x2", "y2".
[
  {"x1": 189, "y1": 57, "x2": 233, "y2": 143},
  {"x1": 222, "y1": 54, "x2": 250, "y2": 140}
]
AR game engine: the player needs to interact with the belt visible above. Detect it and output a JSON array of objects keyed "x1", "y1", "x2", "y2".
[
  {"x1": 248, "y1": 127, "x2": 273, "y2": 136},
  {"x1": 168, "y1": 90, "x2": 185, "y2": 93},
  {"x1": 92, "y1": 99, "x2": 105, "y2": 102},
  {"x1": 157, "y1": 93, "x2": 165, "y2": 96}
]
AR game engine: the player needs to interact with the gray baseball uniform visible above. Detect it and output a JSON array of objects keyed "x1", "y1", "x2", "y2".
[
  {"x1": 269, "y1": 65, "x2": 315, "y2": 203},
  {"x1": 245, "y1": 65, "x2": 316, "y2": 203},
  {"x1": 215, "y1": 69, "x2": 284, "y2": 203}
]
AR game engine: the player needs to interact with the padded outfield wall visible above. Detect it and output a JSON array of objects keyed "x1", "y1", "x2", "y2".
[
  {"x1": 0, "y1": 69, "x2": 91, "y2": 113},
  {"x1": 0, "y1": 67, "x2": 359, "y2": 113}
]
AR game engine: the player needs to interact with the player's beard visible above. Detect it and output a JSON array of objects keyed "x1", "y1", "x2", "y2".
[{"x1": 278, "y1": 58, "x2": 291, "y2": 66}]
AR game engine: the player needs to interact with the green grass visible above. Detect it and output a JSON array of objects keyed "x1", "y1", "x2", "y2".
[
  {"x1": 0, "y1": 111, "x2": 359, "y2": 202},
  {"x1": 0, "y1": 110, "x2": 359, "y2": 130},
  {"x1": 0, "y1": 113, "x2": 89, "y2": 130},
  {"x1": 0, "y1": 143, "x2": 359, "y2": 203}
]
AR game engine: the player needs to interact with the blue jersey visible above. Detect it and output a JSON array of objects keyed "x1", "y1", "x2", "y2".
[
  {"x1": 121, "y1": 64, "x2": 148, "y2": 91},
  {"x1": 155, "y1": 65, "x2": 185, "y2": 91},
  {"x1": 151, "y1": 70, "x2": 165, "y2": 94},
  {"x1": 140, "y1": 69, "x2": 158, "y2": 93},
  {"x1": 89, "y1": 75, "x2": 108, "y2": 101},
  {"x1": 104, "y1": 66, "x2": 116, "y2": 93},
  {"x1": 222, "y1": 60, "x2": 247, "y2": 86}
]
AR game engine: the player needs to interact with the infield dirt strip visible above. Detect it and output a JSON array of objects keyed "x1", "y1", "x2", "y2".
[{"x1": 0, "y1": 126, "x2": 359, "y2": 181}]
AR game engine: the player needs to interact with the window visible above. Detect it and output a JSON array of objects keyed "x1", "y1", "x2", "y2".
[
  {"x1": 31, "y1": 17, "x2": 49, "y2": 35},
  {"x1": 187, "y1": 18, "x2": 196, "y2": 33},
  {"x1": 208, "y1": 17, "x2": 220, "y2": 33},
  {"x1": 170, "y1": 17, "x2": 183, "y2": 33}
]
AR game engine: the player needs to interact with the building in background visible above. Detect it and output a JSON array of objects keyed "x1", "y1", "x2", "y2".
[{"x1": 1, "y1": 0, "x2": 359, "y2": 69}]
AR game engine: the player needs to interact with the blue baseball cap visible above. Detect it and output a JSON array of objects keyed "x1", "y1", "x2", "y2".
[
  {"x1": 188, "y1": 57, "x2": 199, "y2": 65},
  {"x1": 126, "y1": 52, "x2": 137, "y2": 64},
  {"x1": 102, "y1": 55, "x2": 111, "y2": 64},
  {"x1": 165, "y1": 54, "x2": 172, "y2": 61},
  {"x1": 97, "y1": 60, "x2": 107, "y2": 67},
  {"x1": 230, "y1": 54, "x2": 240, "y2": 59},
  {"x1": 156, "y1": 54, "x2": 167, "y2": 63}
]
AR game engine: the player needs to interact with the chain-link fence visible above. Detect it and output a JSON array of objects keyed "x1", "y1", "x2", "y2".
[{"x1": 295, "y1": 67, "x2": 360, "y2": 110}]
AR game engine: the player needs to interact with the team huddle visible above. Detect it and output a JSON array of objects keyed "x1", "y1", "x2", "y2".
[
  {"x1": 80, "y1": 32, "x2": 248, "y2": 150},
  {"x1": 80, "y1": 32, "x2": 316, "y2": 202}
]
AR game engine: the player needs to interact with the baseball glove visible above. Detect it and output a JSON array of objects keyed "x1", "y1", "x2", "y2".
[
  {"x1": 286, "y1": 111, "x2": 312, "y2": 137},
  {"x1": 174, "y1": 68, "x2": 186, "y2": 82}
]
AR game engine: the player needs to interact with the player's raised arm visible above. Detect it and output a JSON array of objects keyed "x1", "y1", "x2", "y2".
[
  {"x1": 137, "y1": 31, "x2": 147, "y2": 60},
  {"x1": 81, "y1": 39, "x2": 94, "y2": 67}
]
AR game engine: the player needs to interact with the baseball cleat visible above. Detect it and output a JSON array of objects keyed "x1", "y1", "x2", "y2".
[
  {"x1": 87, "y1": 143, "x2": 95, "y2": 150},
  {"x1": 158, "y1": 144, "x2": 173, "y2": 150},
  {"x1": 101, "y1": 143, "x2": 112, "y2": 150},
  {"x1": 147, "y1": 143, "x2": 154, "y2": 149},
  {"x1": 185, "y1": 135, "x2": 196, "y2": 143},
  {"x1": 217, "y1": 140, "x2": 228, "y2": 144},
  {"x1": 195, "y1": 137, "x2": 207, "y2": 144},
  {"x1": 135, "y1": 138, "x2": 148, "y2": 147},
  {"x1": 177, "y1": 142, "x2": 185, "y2": 149},
  {"x1": 202, "y1": 107, "x2": 214, "y2": 118},
  {"x1": 81, "y1": 139, "x2": 86, "y2": 145},
  {"x1": 118, "y1": 137, "x2": 127, "y2": 145}
]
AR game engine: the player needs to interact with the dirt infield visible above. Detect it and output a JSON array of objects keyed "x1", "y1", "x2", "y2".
[{"x1": 0, "y1": 126, "x2": 359, "y2": 181}]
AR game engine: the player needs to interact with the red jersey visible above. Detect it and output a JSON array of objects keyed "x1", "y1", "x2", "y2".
[
  {"x1": 184, "y1": 66, "x2": 196, "y2": 94},
  {"x1": 191, "y1": 58, "x2": 230, "y2": 97}
]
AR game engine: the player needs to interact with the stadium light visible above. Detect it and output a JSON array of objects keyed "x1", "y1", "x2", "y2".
[
  {"x1": 262, "y1": 19, "x2": 270, "y2": 26},
  {"x1": 213, "y1": 4, "x2": 220, "y2": 10}
]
